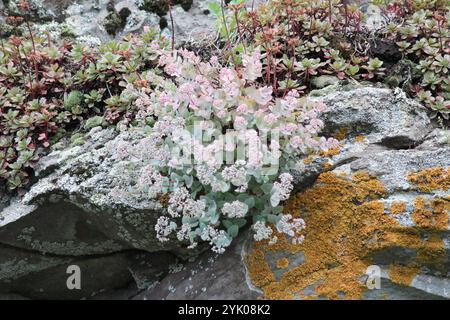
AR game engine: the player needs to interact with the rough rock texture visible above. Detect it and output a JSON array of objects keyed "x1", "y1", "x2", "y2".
[
  {"x1": 0, "y1": 127, "x2": 191, "y2": 298},
  {"x1": 0, "y1": 0, "x2": 258, "y2": 44},
  {"x1": 0, "y1": 85, "x2": 448, "y2": 299},
  {"x1": 134, "y1": 231, "x2": 259, "y2": 300}
]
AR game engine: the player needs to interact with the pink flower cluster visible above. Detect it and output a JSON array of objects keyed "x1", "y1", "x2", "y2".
[{"x1": 125, "y1": 46, "x2": 342, "y2": 252}]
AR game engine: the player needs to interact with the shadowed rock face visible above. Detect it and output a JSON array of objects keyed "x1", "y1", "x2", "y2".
[
  {"x1": 0, "y1": 85, "x2": 448, "y2": 299},
  {"x1": 133, "y1": 231, "x2": 260, "y2": 300}
]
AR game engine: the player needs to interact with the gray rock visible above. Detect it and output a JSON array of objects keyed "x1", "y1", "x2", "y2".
[
  {"x1": 292, "y1": 85, "x2": 434, "y2": 189},
  {"x1": 0, "y1": 127, "x2": 184, "y2": 298},
  {"x1": 1, "y1": 0, "x2": 267, "y2": 45},
  {"x1": 134, "y1": 231, "x2": 260, "y2": 300},
  {"x1": 313, "y1": 85, "x2": 432, "y2": 148},
  {"x1": 0, "y1": 127, "x2": 191, "y2": 256},
  {"x1": 310, "y1": 75, "x2": 339, "y2": 89},
  {"x1": 0, "y1": 245, "x2": 176, "y2": 299}
]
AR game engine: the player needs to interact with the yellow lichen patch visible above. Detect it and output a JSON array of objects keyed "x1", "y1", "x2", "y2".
[
  {"x1": 245, "y1": 171, "x2": 448, "y2": 300},
  {"x1": 407, "y1": 167, "x2": 450, "y2": 192},
  {"x1": 412, "y1": 197, "x2": 449, "y2": 230},
  {"x1": 390, "y1": 201, "x2": 407, "y2": 215},
  {"x1": 334, "y1": 127, "x2": 349, "y2": 141},
  {"x1": 303, "y1": 156, "x2": 314, "y2": 165},
  {"x1": 355, "y1": 135, "x2": 366, "y2": 143},
  {"x1": 389, "y1": 263, "x2": 420, "y2": 286},
  {"x1": 246, "y1": 171, "x2": 389, "y2": 300},
  {"x1": 244, "y1": 248, "x2": 275, "y2": 289},
  {"x1": 276, "y1": 258, "x2": 290, "y2": 269},
  {"x1": 416, "y1": 234, "x2": 446, "y2": 268},
  {"x1": 319, "y1": 146, "x2": 341, "y2": 157},
  {"x1": 323, "y1": 162, "x2": 333, "y2": 171}
]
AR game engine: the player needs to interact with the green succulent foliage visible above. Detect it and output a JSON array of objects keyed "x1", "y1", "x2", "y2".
[
  {"x1": 64, "y1": 90, "x2": 83, "y2": 113},
  {"x1": 84, "y1": 116, "x2": 105, "y2": 129},
  {"x1": 212, "y1": 0, "x2": 448, "y2": 118},
  {"x1": 0, "y1": 24, "x2": 168, "y2": 190}
]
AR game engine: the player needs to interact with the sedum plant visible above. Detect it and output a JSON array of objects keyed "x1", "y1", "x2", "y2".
[
  {"x1": 210, "y1": 0, "x2": 449, "y2": 118},
  {"x1": 381, "y1": 1, "x2": 449, "y2": 119},
  {"x1": 111, "y1": 46, "x2": 338, "y2": 253},
  {"x1": 0, "y1": 11, "x2": 168, "y2": 190}
]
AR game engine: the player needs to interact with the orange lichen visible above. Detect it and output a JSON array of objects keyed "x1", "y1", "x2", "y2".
[
  {"x1": 412, "y1": 197, "x2": 449, "y2": 230},
  {"x1": 319, "y1": 146, "x2": 341, "y2": 157},
  {"x1": 303, "y1": 156, "x2": 314, "y2": 164},
  {"x1": 245, "y1": 170, "x2": 447, "y2": 300},
  {"x1": 390, "y1": 201, "x2": 407, "y2": 215},
  {"x1": 244, "y1": 248, "x2": 275, "y2": 288},
  {"x1": 355, "y1": 135, "x2": 366, "y2": 143},
  {"x1": 276, "y1": 258, "x2": 290, "y2": 269},
  {"x1": 246, "y1": 171, "x2": 388, "y2": 300},
  {"x1": 334, "y1": 127, "x2": 349, "y2": 141},
  {"x1": 416, "y1": 234, "x2": 446, "y2": 268},
  {"x1": 323, "y1": 162, "x2": 333, "y2": 171},
  {"x1": 389, "y1": 263, "x2": 420, "y2": 286},
  {"x1": 407, "y1": 167, "x2": 450, "y2": 192}
]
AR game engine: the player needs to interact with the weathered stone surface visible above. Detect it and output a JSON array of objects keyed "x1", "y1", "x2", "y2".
[
  {"x1": 0, "y1": 0, "x2": 227, "y2": 44},
  {"x1": 0, "y1": 127, "x2": 183, "y2": 298},
  {"x1": 0, "y1": 127, "x2": 191, "y2": 256},
  {"x1": 1, "y1": 0, "x2": 267, "y2": 45},
  {"x1": 314, "y1": 85, "x2": 432, "y2": 147},
  {"x1": 245, "y1": 88, "x2": 448, "y2": 299},
  {"x1": 0, "y1": 245, "x2": 176, "y2": 299},
  {"x1": 134, "y1": 231, "x2": 260, "y2": 300},
  {"x1": 292, "y1": 85, "x2": 434, "y2": 189}
]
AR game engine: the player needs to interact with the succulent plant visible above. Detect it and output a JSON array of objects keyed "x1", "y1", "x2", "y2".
[
  {"x1": 209, "y1": 0, "x2": 448, "y2": 118},
  {"x1": 0, "y1": 22, "x2": 168, "y2": 190}
]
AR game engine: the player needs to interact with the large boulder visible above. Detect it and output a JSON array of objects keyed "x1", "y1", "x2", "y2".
[{"x1": 0, "y1": 128, "x2": 181, "y2": 256}]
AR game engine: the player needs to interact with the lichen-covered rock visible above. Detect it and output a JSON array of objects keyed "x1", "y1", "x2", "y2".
[
  {"x1": 0, "y1": 127, "x2": 192, "y2": 256},
  {"x1": 243, "y1": 86, "x2": 449, "y2": 300},
  {"x1": 2, "y1": 0, "x2": 66, "y2": 22},
  {"x1": 0, "y1": 127, "x2": 186, "y2": 298},
  {"x1": 0, "y1": 0, "x2": 221, "y2": 44},
  {"x1": 291, "y1": 85, "x2": 433, "y2": 189}
]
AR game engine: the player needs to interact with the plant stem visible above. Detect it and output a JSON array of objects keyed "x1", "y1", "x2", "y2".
[
  {"x1": 167, "y1": 0, "x2": 175, "y2": 53},
  {"x1": 25, "y1": 19, "x2": 39, "y2": 81},
  {"x1": 328, "y1": 0, "x2": 333, "y2": 24},
  {"x1": 234, "y1": 10, "x2": 247, "y2": 54},
  {"x1": 221, "y1": 0, "x2": 237, "y2": 69}
]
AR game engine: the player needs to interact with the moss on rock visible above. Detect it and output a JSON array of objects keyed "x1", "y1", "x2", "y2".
[{"x1": 137, "y1": 0, "x2": 193, "y2": 16}]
